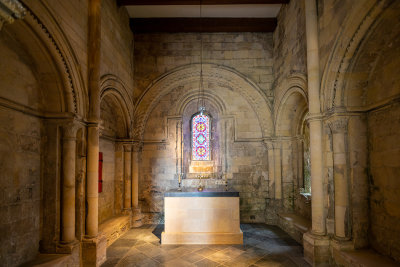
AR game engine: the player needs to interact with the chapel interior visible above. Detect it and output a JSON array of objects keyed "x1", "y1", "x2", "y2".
[{"x1": 0, "y1": 0, "x2": 399, "y2": 266}]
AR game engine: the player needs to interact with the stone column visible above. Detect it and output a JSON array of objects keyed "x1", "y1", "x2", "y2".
[
  {"x1": 329, "y1": 117, "x2": 350, "y2": 240},
  {"x1": 86, "y1": 0, "x2": 101, "y2": 238},
  {"x1": 86, "y1": 124, "x2": 99, "y2": 237},
  {"x1": 114, "y1": 143, "x2": 124, "y2": 214},
  {"x1": 305, "y1": 0, "x2": 325, "y2": 235},
  {"x1": 61, "y1": 123, "x2": 78, "y2": 243},
  {"x1": 303, "y1": 0, "x2": 330, "y2": 265},
  {"x1": 123, "y1": 144, "x2": 132, "y2": 212},
  {"x1": 274, "y1": 141, "x2": 282, "y2": 201},
  {"x1": 131, "y1": 142, "x2": 143, "y2": 227},
  {"x1": 263, "y1": 140, "x2": 276, "y2": 224},
  {"x1": 265, "y1": 141, "x2": 275, "y2": 198},
  {"x1": 83, "y1": 0, "x2": 106, "y2": 265}
]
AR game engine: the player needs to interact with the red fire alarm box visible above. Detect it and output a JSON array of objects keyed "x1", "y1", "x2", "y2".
[{"x1": 98, "y1": 152, "x2": 103, "y2": 193}]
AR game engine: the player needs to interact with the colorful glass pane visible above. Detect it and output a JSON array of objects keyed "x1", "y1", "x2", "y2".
[{"x1": 192, "y1": 114, "x2": 210, "y2": 160}]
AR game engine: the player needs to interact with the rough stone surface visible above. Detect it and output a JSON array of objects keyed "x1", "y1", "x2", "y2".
[{"x1": 134, "y1": 32, "x2": 274, "y2": 101}]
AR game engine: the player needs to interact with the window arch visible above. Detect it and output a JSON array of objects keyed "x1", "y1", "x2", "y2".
[{"x1": 191, "y1": 113, "x2": 211, "y2": 160}]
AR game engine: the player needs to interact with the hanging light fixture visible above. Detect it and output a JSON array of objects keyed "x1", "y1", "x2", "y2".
[{"x1": 197, "y1": 0, "x2": 206, "y2": 115}]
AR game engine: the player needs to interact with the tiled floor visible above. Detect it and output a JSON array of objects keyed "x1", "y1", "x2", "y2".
[{"x1": 101, "y1": 224, "x2": 310, "y2": 267}]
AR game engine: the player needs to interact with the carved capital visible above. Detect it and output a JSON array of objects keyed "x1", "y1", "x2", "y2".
[
  {"x1": 0, "y1": 0, "x2": 25, "y2": 30},
  {"x1": 132, "y1": 142, "x2": 143, "y2": 153},
  {"x1": 115, "y1": 142, "x2": 124, "y2": 152},
  {"x1": 123, "y1": 144, "x2": 132, "y2": 152},
  {"x1": 262, "y1": 139, "x2": 274, "y2": 150},
  {"x1": 63, "y1": 121, "x2": 79, "y2": 140},
  {"x1": 328, "y1": 117, "x2": 348, "y2": 134}
]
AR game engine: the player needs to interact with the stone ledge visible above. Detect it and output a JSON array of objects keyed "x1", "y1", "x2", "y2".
[
  {"x1": 20, "y1": 254, "x2": 72, "y2": 267},
  {"x1": 278, "y1": 212, "x2": 311, "y2": 244},
  {"x1": 99, "y1": 215, "x2": 130, "y2": 247},
  {"x1": 335, "y1": 249, "x2": 399, "y2": 267}
]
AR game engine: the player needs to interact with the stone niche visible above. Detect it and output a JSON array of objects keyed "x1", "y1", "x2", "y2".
[{"x1": 183, "y1": 102, "x2": 222, "y2": 180}]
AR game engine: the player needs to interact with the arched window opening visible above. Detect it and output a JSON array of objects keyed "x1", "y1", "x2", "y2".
[{"x1": 191, "y1": 113, "x2": 211, "y2": 161}]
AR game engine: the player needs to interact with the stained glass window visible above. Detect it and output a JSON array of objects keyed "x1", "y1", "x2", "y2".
[{"x1": 192, "y1": 113, "x2": 210, "y2": 160}]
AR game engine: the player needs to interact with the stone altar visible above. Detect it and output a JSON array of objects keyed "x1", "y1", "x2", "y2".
[{"x1": 161, "y1": 189, "x2": 243, "y2": 245}]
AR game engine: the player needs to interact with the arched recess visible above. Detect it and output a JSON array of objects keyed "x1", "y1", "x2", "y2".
[
  {"x1": 274, "y1": 74, "x2": 308, "y2": 136},
  {"x1": 100, "y1": 74, "x2": 133, "y2": 138},
  {"x1": 320, "y1": 0, "x2": 393, "y2": 111},
  {"x1": 338, "y1": 1, "x2": 400, "y2": 259},
  {"x1": 17, "y1": 1, "x2": 87, "y2": 115},
  {"x1": 0, "y1": 4, "x2": 86, "y2": 263},
  {"x1": 133, "y1": 63, "x2": 273, "y2": 141},
  {"x1": 273, "y1": 74, "x2": 311, "y2": 218}
]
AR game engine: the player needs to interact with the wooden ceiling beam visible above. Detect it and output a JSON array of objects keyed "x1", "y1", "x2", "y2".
[
  {"x1": 119, "y1": 0, "x2": 289, "y2": 5},
  {"x1": 130, "y1": 18, "x2": 277, "y2": 33}
]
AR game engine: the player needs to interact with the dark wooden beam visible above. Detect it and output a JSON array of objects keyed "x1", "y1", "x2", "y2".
[
  {"x1": 119, "y1": 0, "x2": 289, "y2": 5},
  {"x1": 130, "y1": 18, "x2": 277, "y2": 33}
]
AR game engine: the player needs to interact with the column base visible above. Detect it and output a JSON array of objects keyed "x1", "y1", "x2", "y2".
[
  {"x1": 303, "y1": 231, "x2": 331, "y2": 266},
  {"x1": 122, "y1": 208, "x2": 132, "y2": 216},
  {"x1": 56, "y1": 239, "x2": 80, "y2": 254},
  {"x1": 132, "y1": 207, "x2": 143, "y2": 228},
  {"x1": 82, "y1": 235, "x2": 107, "y2": 267}
]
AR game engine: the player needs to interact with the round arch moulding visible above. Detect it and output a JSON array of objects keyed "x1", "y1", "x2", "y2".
[{"x1": 133, "y1": 63, "x2": 273, "y2": 140}]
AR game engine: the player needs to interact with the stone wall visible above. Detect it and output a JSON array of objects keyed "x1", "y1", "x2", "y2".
[
  {"x1": 273, "y1": 0, "x2": 306, "y2": 95},
  {"x1": 0, "y1": 29, "x2": 42, "y2": 266},
  {"x1": 368, "y1": 104, "x2": 400, "y2": 261},
  {"x1": 134, "y1": 32, "x2": 273, "y2": 101},
  {"x1": 0, "y1": 108, "x2": 41, "y2": 267}
]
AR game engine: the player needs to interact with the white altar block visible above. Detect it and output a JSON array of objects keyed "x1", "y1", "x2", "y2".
[{"x1": 161, "y1": 190, "x2": 243, "y2": 244}]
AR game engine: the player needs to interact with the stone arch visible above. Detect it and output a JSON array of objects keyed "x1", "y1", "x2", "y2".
[
  {"x1": 17, "y1": 1, "x2": 87, "y2": 115},
  {"x1": 176, "y1": 90, "x2": 227, "y2": 116},
  {"x1": 100, "y1": 74, "x2": 133, "y2": 138},
  {"x1": 274, "y1": 74, "x2": 308, "y2": 136},
  {"x1": 343, "y1": 1, "x2": 400, "y2": 110},
  {"x1": 320, "y1": 0, "x2": 393, "y2": 111},
  {"x1": 133, "y1": 63, "x2": 273, "y2": 140}
]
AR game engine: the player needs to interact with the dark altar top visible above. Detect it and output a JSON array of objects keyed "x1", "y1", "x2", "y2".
[{"x1": 164, "y1": 188, "x2": 239, "y2": 197}]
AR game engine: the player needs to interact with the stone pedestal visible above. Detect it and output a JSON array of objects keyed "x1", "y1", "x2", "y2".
[
  {"x1": 303, "y1": 231, "x2": 331, "y2": 266},
  {"x1": 162, "y1": 190, "x2": 243, "y2": 245},
  {"x1": 82, "y1": 235, "x2": 107, "y2": 267}
]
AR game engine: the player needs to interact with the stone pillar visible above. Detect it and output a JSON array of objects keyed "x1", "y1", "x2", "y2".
[
  {"x1": 329, "y1": 117, "x2": 350, "y2": 240},
  {"x1": 263, "y1": 140, "x2": 277, "y2": 224},
  {"x1": 86, "y1": 124, "x2": 99, "y2": 237},
  {"x1": 123, "y1": 144, "x2": 132, "y2": 213},
  {"x1": 131, "y1": 142, "x2": 143, "y2": 227},
  {"x1": 274, "y1": 141, "x2": 282, "y2": 201},
  {"x1": 82, "y1": 0, "x2": 106, "y2": 265},
  {"x1": 303, "y1": 0, "x2": 330, "y2": 265},
  {"x1": 61, "y1": 123, "x2": 78, "y2": 243},
  {"x1": 114, "y1": 143, "x2": 124, "y2": 214},
  {"x1": 266, "y1": 141, "x2": 275, "y2": 198}
]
